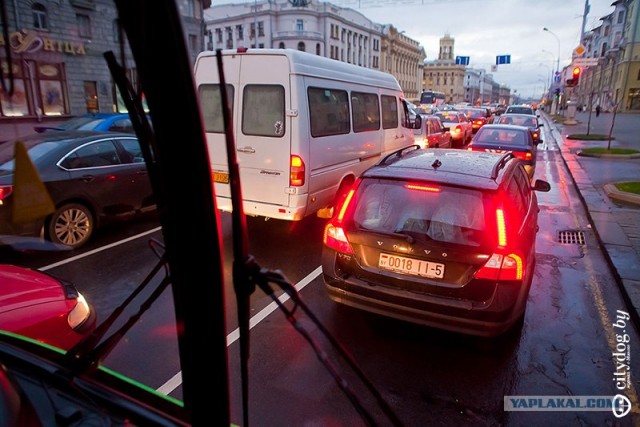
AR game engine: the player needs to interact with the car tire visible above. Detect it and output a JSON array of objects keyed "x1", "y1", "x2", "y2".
[{"x1": 47, "y1": 203, "x2": 94, "y2": 249}]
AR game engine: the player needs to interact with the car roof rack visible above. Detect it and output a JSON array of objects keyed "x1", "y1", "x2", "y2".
[
  {"x1": 378, "y1": 144, "x2": 421, "y2": 165},
  {"x1": 490, "y1": 152, "x2": 515, "y2": 180}
]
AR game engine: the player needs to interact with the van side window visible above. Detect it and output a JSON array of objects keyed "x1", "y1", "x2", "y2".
[
  {"x1": 381, "y1": 95, "x2": 398, "y2": 129},
  {"x1": 352, "y1": 91, "x2": 380, "y2": 132},
  {"x1": 242, "y1": 84, "x2": 285, "y2": 137},
  {"x1": 199, "y1": 84, "x2": 234, "y2": 133},
  {"x1": 308, "y1": 87, "x2": 350, "y2": 137}
]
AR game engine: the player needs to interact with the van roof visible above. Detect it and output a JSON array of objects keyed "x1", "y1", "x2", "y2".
[{"x1": 196, "y1": 48, "x2": 403, "y2": 92}]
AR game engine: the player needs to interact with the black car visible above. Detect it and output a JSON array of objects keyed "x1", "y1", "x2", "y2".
[
  {"x1": 467, "y1": 124, "x2": 541, "y2": 179},
  {"x1": 321, "y1": 147, "x2": 550, "y2": 337},
  {"x1": 0, "y1": 130, "x2": 154, "y2": 249},
  {"x1": 495, "y1": 113, "x2": 544, "y2": 144}
]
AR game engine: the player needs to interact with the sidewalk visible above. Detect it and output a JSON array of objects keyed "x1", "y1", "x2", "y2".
[{"x1": 544, "y1": 110, "x2": 640, "y2": 327}]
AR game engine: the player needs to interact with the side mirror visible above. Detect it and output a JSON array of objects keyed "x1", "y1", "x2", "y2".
[
  {"x1": 536, "y1": 139, "x2": 544, "y2": 145},
  {"x1": 533, "y1": 179, "x2": 551, "y2": 192},
  {"x1": 413, "y1": 115, "x2": 422, "y2": 129}
]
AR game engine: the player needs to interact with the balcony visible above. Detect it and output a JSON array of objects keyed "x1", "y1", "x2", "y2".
[{"x1": 273, "y1": 31, "x2": 323, "y2": 41}]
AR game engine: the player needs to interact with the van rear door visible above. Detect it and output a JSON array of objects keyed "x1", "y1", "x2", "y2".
[
  {"x1": 235, "y1": 53, "x2": 291, "y2": 209},
  {"x1": 196, "y1": 51, "x2": 292, "y2": 211}
]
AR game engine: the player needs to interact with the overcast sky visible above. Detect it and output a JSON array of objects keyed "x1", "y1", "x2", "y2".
[{"x1": 215, "y1": 0, "x2": 615, "y2": 99}]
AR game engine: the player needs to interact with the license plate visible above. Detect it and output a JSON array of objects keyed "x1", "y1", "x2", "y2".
[
  {"x1": 213, "y1": 171, "x2": 229, "y2": 184},
  {"x1": 379, "y1": 253, "x2": 445, "y2": 279}
]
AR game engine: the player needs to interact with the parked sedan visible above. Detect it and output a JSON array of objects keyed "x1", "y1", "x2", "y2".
[
  {"x1": 495, "y1": 113, "x2": 544, "y2": 143},
  {"x1": 413, "y1": 114, "x2": 452, "y2": 149},
  {"x1": 433, "y1": 111, "x2": 472, "y2": 147},
  {"x1": 0, "y1": 131, "x2": 155, "y2": 249},
  {"x1": 467, "y1": 124, "x2": 541, "y2": 179},
  {"x1": 0, "y1": 264, "x2": 96, "y2": 350},
  {"x1": 34, "y1": 112, "x2": 145, "y2": 133}
]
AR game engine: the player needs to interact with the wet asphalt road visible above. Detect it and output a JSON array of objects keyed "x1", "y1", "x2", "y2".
[{"x1": 4, "y1": 115, "x2": 640, "y2": 426}]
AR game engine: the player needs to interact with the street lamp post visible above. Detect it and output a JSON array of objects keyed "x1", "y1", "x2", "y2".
[
  {"x1": 543, "y1": 27, "x2": 561, "y2": 115},
  {"x1": 543, "y1": 27, "x2": 561, "y2": 74}
]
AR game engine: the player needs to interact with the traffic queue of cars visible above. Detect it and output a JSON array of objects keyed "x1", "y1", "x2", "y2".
[{"x1": 0, "y1": 101, "x2": 545, "y2": 342}]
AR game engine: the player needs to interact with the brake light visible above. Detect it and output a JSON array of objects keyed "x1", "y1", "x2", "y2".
[
  {"x1": 290, "y1": 155, "x2": 305, "y2": 186},
  {"x1": 323, "y1": 188, "x2": 356, "y2": 254},
  {"x1": 0, "y1": 185, "x2": 13, "y2": 202},
  {"x1": 405, "y1": 183, "x2": 441, "y2": 193},
  {"x1": 475, "y1": 253, "x2": 524, "y2": 280},
  {"x1": 512, "y1": 151, "x2": 532, "y2": 161},
  {"x1": 532, "y1": 132, "x2": 539, "y2": 140},
  {"x1": 453, "y1": 125, "x2": 462, "y2": 134},
  {"x1": 496, "y1": 208, "x2": 507, "y2": 247},
  {"x1": 474, "y1": 120, "x2": 483, "y2": 126}
]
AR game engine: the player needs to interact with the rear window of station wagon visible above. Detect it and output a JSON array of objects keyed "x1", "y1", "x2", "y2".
[{"x1": 350, "y1": 179, "x2": 488, "y2": 247}]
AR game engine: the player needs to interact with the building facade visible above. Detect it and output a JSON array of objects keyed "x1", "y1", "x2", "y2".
[
  {"x1": 572, "y1": 0, "x2": 640, "y2": 112},
  {"x1": 424, "y1": 34, "x2": 509, "y2": 105},
  {"x1": 0, "y1": 0, "x2": 209, "y2": 125},
  {"x1": 203, "y1": 0, "x2": 425, "y2": 98}
]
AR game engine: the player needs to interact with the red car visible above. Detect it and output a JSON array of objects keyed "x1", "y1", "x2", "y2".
[{"x1": 0, "y1": 264, "x2": 96, "y2": 350}]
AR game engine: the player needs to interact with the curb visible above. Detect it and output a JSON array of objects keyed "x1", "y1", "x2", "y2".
[
  {"x1": 577, "y1": 150, "x2": 640, "y2": 159},
  {"x1": 604, "y1": 183, "x2": 640, "y2": 206}
]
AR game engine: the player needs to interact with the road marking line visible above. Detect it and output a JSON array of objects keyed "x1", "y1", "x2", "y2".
[
  {"x1": 39, "y1": 227, "x2": 162, "y2": 271},
  {"x1": 156, "y1": 265, "x2": 323, "y2": 396}
]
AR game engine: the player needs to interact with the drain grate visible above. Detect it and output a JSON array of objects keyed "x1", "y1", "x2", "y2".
[{"x1": 557, "y1": 230, "x2": 586, "y2": 245}]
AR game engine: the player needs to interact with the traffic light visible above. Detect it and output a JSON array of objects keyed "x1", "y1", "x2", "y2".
[{"x1": 566, "y1": 66, "x2": 581, "y2": 87}]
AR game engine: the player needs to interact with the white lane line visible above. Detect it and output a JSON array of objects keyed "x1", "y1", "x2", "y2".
[
  {"x1": 156, "y1": 265, "x2": 323, "y2": 396},
  {"x1": 39, "y1": 227, "x2": 162, "y2": 271}
]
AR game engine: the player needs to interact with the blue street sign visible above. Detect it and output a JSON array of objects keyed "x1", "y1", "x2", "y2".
[
  {"x1": 496, "y1": 55, "x2": 511, "y2": 65},
  {"x1": 455, "y1": 56, "x2": 470, "y2": 65}
]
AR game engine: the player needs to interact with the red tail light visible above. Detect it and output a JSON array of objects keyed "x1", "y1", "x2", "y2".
[
  {"x1": 474, "y1": 207, "x2": 525, "y2": 281},
  {"x1": 323, "y1": 187, "x2": 357, "y2": 254},
  {"x1": 290, "y1": 155, "x2": 305, "y2": 186},
  {"x1": 475, "y1": 253, "x2": 524, "y2": 280},
  {"x1": 512, "y1": 151, "x2": 532, "y2": 161},
  {"x1": 0, "y1": 185, "x2": 13, "y2": 202},
  {"x1": 474, "y1": 120, "x2": 484, "y2": 126},
  {"x1": 532, "y1": 132, "x2": 539, "y2": 140},
  {"x1": 453, "y1": 125, "x2": 462, "y2": 134}
]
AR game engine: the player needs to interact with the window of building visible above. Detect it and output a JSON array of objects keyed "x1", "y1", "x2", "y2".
[
  {"x1": 297, "y1": 42, "x2": 306, "y2": 52},
  {"x1": 76, "y1": 14, "x2": 91, "y2": 38},
  {"x1": 250, "y1": 23, "x2": 255, "y2": 39},
  {"x1": 604, "y1": 25, "x2": 610, "y2": 37},
  {"x1": 185, "y1": 0, "x2": 196, "y2": 18},
  {"x1": 296, "y1": 19, "x2": 303, "y2": 31},
  {"x1": 316, "y1": 43, "x2": 321, "y2": 55},
  {"x1": 113, "y1": 19, "x2": 121, "y2": 43},
  {"x1": 279, "y1": 42, "x2": 285, "y2": 49},
  {"x1": 215, "y1": 28, "x2": 222, "y2": 43},
  {"x1": 258, "y1": 22, "x2": 264, "y2": 37},
  {"x1": 237, "y1": 25, "x2": 243, "y2": 40},
  {"x1": 0, "y1": 61, "x2": 31, "y2": 117},
  {"x1": 38, "y1": 62, "x2": 68, "y2": 116},
  {"x1": 189, "y1": 34, "x2": 198, "y2": 51},
  {"x1": 32, "y1": 3, "x2": 48, "y2": 30},
  {"x1": 617, "y1": 11, "x2": 624, "y2": 24}
]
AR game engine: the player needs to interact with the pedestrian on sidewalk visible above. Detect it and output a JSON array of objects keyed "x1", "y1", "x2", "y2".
[{"x1": 596, "y1": 105, "x2": 601, "y2": 117}]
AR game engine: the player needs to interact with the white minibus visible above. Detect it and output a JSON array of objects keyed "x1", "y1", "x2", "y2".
[{"x1": 194, "y1": 48, "x2": 417, "y2": 221}]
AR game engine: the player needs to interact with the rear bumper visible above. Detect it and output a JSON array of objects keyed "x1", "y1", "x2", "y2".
[{"x1": 321, "y1": 265, "x2": 530, "y2": 337}]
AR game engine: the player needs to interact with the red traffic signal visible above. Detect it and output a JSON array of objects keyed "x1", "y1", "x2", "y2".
[{"x1": 566, "y1": 66, "x2": 581, "y2": 87}]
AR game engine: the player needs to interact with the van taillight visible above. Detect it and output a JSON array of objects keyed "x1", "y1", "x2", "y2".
[
  {"x1": 0, "y1": 185, "x2": 13, "y2": 202},
  {"x1": 290, "y1": 155, "x2": 305, "y2": 186},
  {"x1": 323, "y1": 188, "x2": 356, "y2": 254}
]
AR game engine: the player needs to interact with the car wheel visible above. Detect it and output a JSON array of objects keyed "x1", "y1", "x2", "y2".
[{"x1": 47, "y1": 203, "x2": 94, "y2": 249}]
